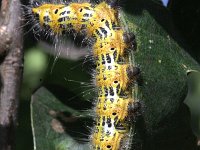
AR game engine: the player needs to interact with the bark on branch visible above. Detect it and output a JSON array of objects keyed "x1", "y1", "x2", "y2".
[{"x1": 0, "y1": 0, "x2": 23, "y2": 149}]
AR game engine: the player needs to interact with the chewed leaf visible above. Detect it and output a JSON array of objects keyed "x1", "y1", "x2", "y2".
[
  {"x1": 31, "y1": 87, "x2": 90, "y2": 150},
  {"x1": 184, "y1": 71, "x2": 200, "y2": 139}
]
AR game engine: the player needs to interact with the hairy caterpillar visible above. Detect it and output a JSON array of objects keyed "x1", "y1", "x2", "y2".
[{"x1": 29, "y1": 0, "x2": 140, "y2": 149}]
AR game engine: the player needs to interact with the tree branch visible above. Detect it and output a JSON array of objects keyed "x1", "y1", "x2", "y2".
[{"x1": 0, "y1": 0, "x2": 23, "y2": 149}]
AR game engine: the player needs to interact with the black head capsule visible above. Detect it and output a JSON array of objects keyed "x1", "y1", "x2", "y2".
[
  {"x1": 32, "y1": 1, "x2": 41, "y2": 8},
  {"x1": 123, "y1": 32, "x2": 137, "y2": 50}
]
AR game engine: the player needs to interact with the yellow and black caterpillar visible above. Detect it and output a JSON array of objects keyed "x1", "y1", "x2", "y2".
[{"x1": 30, "y1": 0, "x2": 139, "y2": 149}]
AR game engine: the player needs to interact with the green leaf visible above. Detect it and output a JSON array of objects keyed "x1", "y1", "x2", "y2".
[
  {"x1": 122, "y1": 0, "x2": 200, "y2": 149},
  {"x1": 31, "y1": 87, "x2": 90, "y2": 150},
  {"x1": 184, "y1": 71, "x2": 200, "y2": 139}
]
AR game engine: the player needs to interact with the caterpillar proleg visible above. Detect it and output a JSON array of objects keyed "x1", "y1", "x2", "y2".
[{"x1": 29, "y1": 0, "x2": 140, "y2": 149}]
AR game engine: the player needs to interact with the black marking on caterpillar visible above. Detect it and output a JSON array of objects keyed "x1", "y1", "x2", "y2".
[{"x1": 28, "y1": 0, "x2": 140, "y2": 149}]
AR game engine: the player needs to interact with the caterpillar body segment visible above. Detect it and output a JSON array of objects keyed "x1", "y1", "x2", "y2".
[
  {"x1": 31, "y1": 1, "x2": 139, "y2": 150},
  {"x1": 96, "y1": 96, "x2": 133, "y2": 121},
  {"x1": 96, "y1": 64, "x2": 135, "y2": 91},
  {"x1": 32, "y1": 2, "x2": 118, "y2": 35}
]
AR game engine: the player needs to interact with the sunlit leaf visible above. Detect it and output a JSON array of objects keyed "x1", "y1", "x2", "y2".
[{"x1": 184, "y1": 71, "x2": 200, "y2": 140}]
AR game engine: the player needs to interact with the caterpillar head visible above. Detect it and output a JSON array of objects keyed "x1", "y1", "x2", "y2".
[{"x1": 31, "y1": 1, "x2": 65, "y2": 33}]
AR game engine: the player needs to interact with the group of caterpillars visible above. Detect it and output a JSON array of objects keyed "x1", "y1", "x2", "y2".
[{"x1": 29, "y1": 0, "x2": 140, "y2": 149}]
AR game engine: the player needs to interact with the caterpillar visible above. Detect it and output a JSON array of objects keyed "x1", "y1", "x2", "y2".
[{"x1": 29, "y1": 0, "x2": 140, "y2": 149}]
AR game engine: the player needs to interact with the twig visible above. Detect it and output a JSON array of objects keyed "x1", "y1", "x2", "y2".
[{"x1": 0, "y1": 0, "x2": 23, "y2": 149}]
